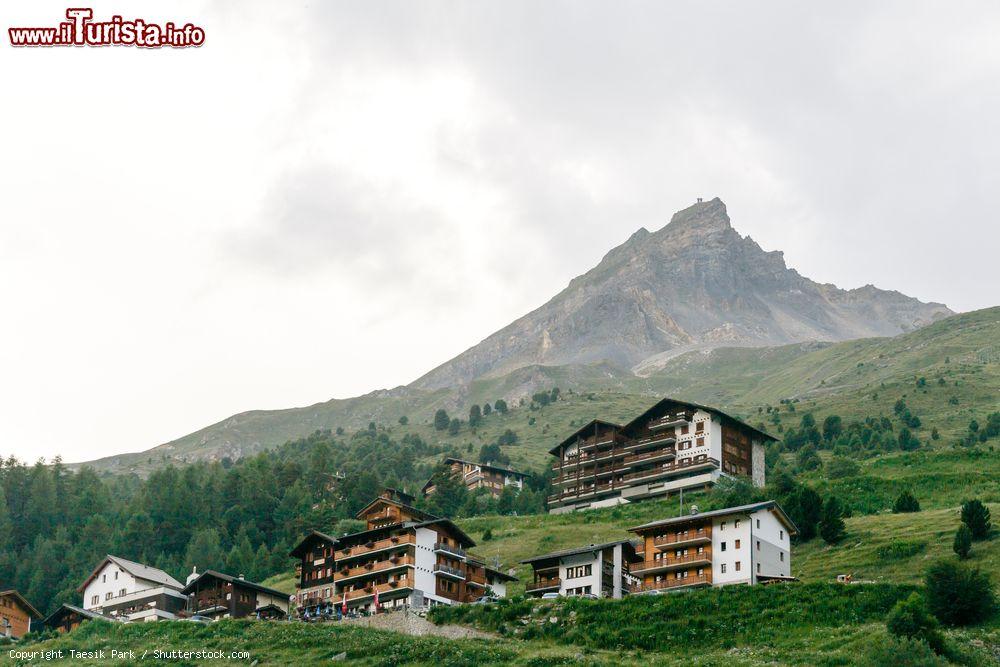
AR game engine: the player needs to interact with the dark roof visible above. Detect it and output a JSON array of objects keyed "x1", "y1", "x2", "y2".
[
  {"x1": 337, "y1": 517, "x2": 477, "y2": 549},
  {"x1": 0, "y1": 590, "x2": 41, "y2": 618},
  {"x1": 629, "y1": 501, "x2": 798, "y2": 535},
  {"x1": 380, "y1": 488, "x2": 416, "y2": 504},
  {"x1": 622, "y1": 398, "x2": 778, "y2": 442},
  {"x1": 484, "y1": 566, "x2": 518, "y2": 582},
  {"x1": 520, "y1": 539, "x2": 638, "y2": 565},
  {"x1": 78, "y1": 555, "x2": 183, "y2": 593},
  {"x1": 548, "y1": 419, "x2": 623, "y2": 455},
  {"x1": 442, "y1": 458, "x2": 526, "y2": 478},
  {"x1": 289, "y1": 530, "x2": 338, "y2": 558},
  {"x1": 354, "y1": 496, "x2": 438, "y2": 523},
  {"x1": 181, "y1": 570, "x2": 290, "y2": 598},
  {"x1": 42, "y1": 604, "x2": 111, "y2": 627}
]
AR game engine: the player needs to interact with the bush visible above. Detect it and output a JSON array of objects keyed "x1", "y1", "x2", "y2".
[
  {"x1": 892, "y1": 491, "x2": 921, "y2": 513},
  {"x1": 861, "y1": 635, "x2": 947, "y2": 667},
  {"x1": 875, "y1": 540, "x2": 926, "y2": 562},
  {"x1": 953, "y1": 525, "x2": 972, "y2": 559},
  {"x1": 885, "y1": 592, "x2": 945, "y2": 654},
  {"x1": 960, "y1": 499, "x2": 992, "y2": 540},
  {"x1": 925, "y1": 560, "x2": 996, "y2": 626},
  {"x1": 826, "y1": 456, "x2": 860, "y2": 479},
  {"x1": 819, "y1": 497, "x2": 846, "y2": 544}
]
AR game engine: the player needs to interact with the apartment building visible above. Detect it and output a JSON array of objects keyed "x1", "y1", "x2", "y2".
[
  {"x1": 78, "y1": 555, "x2": 186, "y2": 622},
  {"x1": 548, "y1": 399, "x2": 774, "y2": 513},
  {"x1": 0, "y1": 590, "x2": 40, "y2": 639},
  {"x1": 181, "y1": 569, "x2": 290, "y2": 620},
  {"x1": 628, "y1": 501, "x2": 796, "y2": 593},
  {"x1": 291, "y1": 488, "x2": 515, "y2": 616},
  {"x1": 522, "y1": 540, "x2": 640, "y2": 599},
  {"x1": 422, "y1": 458, "x2": 526, "y2": 498}
]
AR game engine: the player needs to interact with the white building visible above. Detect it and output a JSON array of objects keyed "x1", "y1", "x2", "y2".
[
  {"x1": 629, "y1": 501, "x2": 797, "y2": 592},
  {"x1": 522, "y1": 540, "x2": 640, "y2": 599},
  {"x1": 78, "y1": 555, "x2": 186, "y2": 622}
]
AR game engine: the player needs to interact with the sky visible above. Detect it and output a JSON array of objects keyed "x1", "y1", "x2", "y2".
[{"x1": 2, "y1": 1, "x2": 998, "y2": 463}]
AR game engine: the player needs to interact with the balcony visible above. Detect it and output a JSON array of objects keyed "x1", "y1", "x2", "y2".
[
  {"x1": 342, "y1": 580, "x2": 413, "y2": 605},
  {"x1": 433, "y1": 563, "x2": 466, "y2": 581},
  {"x1": 621, "y1": 457, "x2": 718, "y2": 485},
  {"x1": 649, "y1": 414, "x2": 689, "y2": 431},
  {"x1": 338, "y1": 534, "x2": 415, "y2": 560},
  {"x1": 625, "y1": 434, "x2": 677, "y2": 451},
  {"x1": 525, "y1": 578, "x2": 561, "y2": 593},
  {"x1": 335, "y1": 555, "x2": 414, "y2": 583},
  {"x1": 553, "y1": 447, "x2": 627, "y2": 471},
  {"x1": 631, "y1": 573, "x2": 711, "y2": 593},
  {"x1": 434, "y1": 542, "x2": 467, "y2": 560},
  {"x1": 577, "y1": 434, "x2": 619, "y2": 452},
  {"x1": 622, "y1": 448, "x2": 676, "y2": 467},
  {"x1": 653, "y1": 528, "x2": 712, "y2": 549},
  {"x1": 548, "y1": 480, "x2": 616, "y2": 504},
  {"x1": 631, "y1": 552, "x2": 712, "y2": 575}
]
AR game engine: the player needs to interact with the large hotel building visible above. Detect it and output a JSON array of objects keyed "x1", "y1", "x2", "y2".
[{"x1": 547, "y1": 399, "x2": 774, "y2": 513}]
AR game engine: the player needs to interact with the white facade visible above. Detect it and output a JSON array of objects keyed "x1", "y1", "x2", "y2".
[
  {"x1": 82, "y1": 563, "x2": 139, "y2": 610},
  {"x1": 711, "y1": 508, "x2": 792, "y2": 586},
  {"x1": 527, "y1": 542, "x2": 637, "y2": 599},
  {"x1": 80, "y1": 557, "x2": 185, "y2": 622}
]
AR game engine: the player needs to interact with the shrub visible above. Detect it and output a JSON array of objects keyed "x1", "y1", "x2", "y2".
[
  {"x1": 925, "y1": 560, "x2": 996, "y2": 626},
  {"x1": 953, "y1": 524, "x2": 972, "y2": 559},
  {"x1": 861, "y1": 635, "x2": 947, "y2": 667},
  {"x1": 892, "y1": 490, "x2": 921, "y2": 513},
  {"x1": 875, "y1": 540, "x2": 926, "y2": 561},
  {"x1": 960, "y1": 499, "x2": 992, "y2": 540},
  {"x1": 826, "y1": 456, "x2": 860, "y2": 479},
  {"x1": 885, "y1": 592, "x2": 945, "y2": 654},
  {"x1": 819, "y1": 497, "x2": 846, "y2": 544},
  {"x1": 481, "y1": 528, "x2": 493, "y2": 542}
]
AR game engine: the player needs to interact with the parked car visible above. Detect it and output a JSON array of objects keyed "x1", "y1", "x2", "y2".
[
  {"x1": 184, "y1": 615, "x2": 213, "y2": 624},
  {"x1": 471, "y1": 595, "x2": 500, "y2": 605},
  {"x1": 540, "y1": 592, "x2": 560, "y2": 600},
  {"x1": 576, "y1": 593, "x2": 599, "y2": 600}
]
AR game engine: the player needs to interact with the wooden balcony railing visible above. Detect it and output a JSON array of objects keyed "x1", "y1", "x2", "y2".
[
  {"x1": 631, "y1": 572, "x2": 711, "y2": 592},
  {"x1": 631, "y1": 552, "x2": 711, "y2": 574},
  {"x1": 621, "y1": 457, "x2": 718, "y2": 484},
  {"x1": 526, "y1": 578, "x2": 561, "y2": 592},
  {"x1": 338, "y1": 534, "x2": 415, "y2": 559},
  {"x1": 335, "y1": 555, "x2": 414, "y2": 581},
  {"x1": 434, "y1": 542, "x2": 467, "y2": 559},
  {"x1": 342, "y1": 579, "x2": 412, "y2": 603},
  {"x1": 652, "y1": 527, "x2": 712, "y2": 547}
]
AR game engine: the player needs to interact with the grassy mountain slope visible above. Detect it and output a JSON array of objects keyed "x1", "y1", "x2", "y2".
[{"x1": 78, "y1": 307, "x2": 999, "y2": 475}]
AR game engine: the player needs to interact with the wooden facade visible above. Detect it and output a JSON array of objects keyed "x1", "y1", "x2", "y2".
[
  {"x1": 42, "y1": 604, "x2": 108, "y2": 634},
  {"x1": 422, "y1": 459, "x2": 526, "y2": 498},
  {"x1": 182, "y1": 570, "x2": 289, "y2": 619},
  {"x1": 0, "y1": 590, "x2": 40, "y2": 639}
]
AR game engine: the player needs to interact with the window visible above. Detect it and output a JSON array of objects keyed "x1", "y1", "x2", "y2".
[
  {"x1": 696, "y1": 568, "x2": 704, "y2": 576},
  {"x1": 756, "y1": 519, "x2": 761, "y2": 529},
  {"x1": 696, "y1": 422, "x2": 704, "y2": 433},
  {"x1": 735, "y1": 561, "x2": 741, "y2": 572},
  {"x1": 720, "y1": 522, "x2": 726, "y2": 531},
  {"x1": 114, "y1": 571, "x2": 119, "y2": 580},
  {"x1": 119, "y1": 588, "x2": 126, "y2": 597},
  {"x1": 696, "y1": 437, "x2": 704, "y2": 447},
  {"x1": 757, "y1": 563, "x2": 761, "y2": 573},
  {"x1": 734, "y1": 539, "x2": 741, "y2": 549},
  {"x1": 105, "y1": 592, "x2": 113, "y2": 601},
  {"x1": 566, "y1": 564, "x2": 592, "y2": 579},
  {"x1": 780, "y1": 552, "x2": 785, "y2": 562},
  {"x1": 780, "y1": 530, "x2": 784, "y2": 541},
  {"x1": 734, "y1": 520, "x2": 741, "y2": 529},
  {"x1": 92, "y1": 595, "x2": 99, "y2": 605},
  {"x1": 720, "y1": 542, "x2": 727, "y2": 552},
  {"x1": 681, "y1": 424, "x2": 689, "y2": 435},
  {"x1": 721, "y1": 564, "x2": 727, "y2": 574},
  {"x1": 756, "y1": 541, "x2": 760, "y2": 551},
  {"x1": 102, "y1": 574, "x2": 106, "y2": 583}
]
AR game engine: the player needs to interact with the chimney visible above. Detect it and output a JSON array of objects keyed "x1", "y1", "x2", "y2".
[
  {"x1": 238, "y1": 574, "x2": 245, "y2": 580},
  {"x1": 689, "y1": 505, "x2": 699, "y2": 515},
  {"x1": 186, "y1": 566, "x2": 199, "y2": 586}
]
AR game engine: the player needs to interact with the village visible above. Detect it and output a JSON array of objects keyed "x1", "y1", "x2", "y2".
[{"x1": 2, "y1": 399, "x2": 796, "y2": 639}]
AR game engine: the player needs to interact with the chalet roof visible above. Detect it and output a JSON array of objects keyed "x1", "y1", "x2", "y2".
[
  {"x1": 0, "y1": 589, "x2": 42, "y2": 618},
  {"x1": 482, "y1": 566, "x2": 518, "y2": 582},
  {"x1": 288, "y1": 530, "x2": 338, "y2": 558},
  {"x1": 622, "y1": 398, "x2": 778, "y2": 442},
  {"x1": 442, "y1": 458, "x2": 527, "y2": 478},
  {"x1": 629, "y1": 500, "x2": 798, "y2": 535},
  {"x1": 520, "y1": 539, "x2": 639, "y2": 565},
  {"x1": 77, "y1": 555, "x2": 183, "y2": 593},
  {"x1": 548, "y1": 419, "x2": 623, "y2": 455},
  {"x1": 354, "y1": 496, "x2": 437, "y2": 523},
  {"x1": 181, "y1": 570, "x2": 290, "y2": 599},
  {"x1": 42, "y1": 604, "x2": 112, "y2": 627},
  {"x1": 336, "y1": 517, "x2": 477, "y2": 549}
]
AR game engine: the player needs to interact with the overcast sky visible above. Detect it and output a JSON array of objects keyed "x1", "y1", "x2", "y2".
[{"x1": 2, "y1": 1, "x2": 998, "y2": 463}]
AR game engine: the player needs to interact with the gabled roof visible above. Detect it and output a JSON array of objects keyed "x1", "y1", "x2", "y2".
[
  {"x1": 77, "y1": 555, "x2": 183, "y2": 593},
  {"x1": 622, "y1": 398, "x2": 777, "y2": 442},
  {"x1": 289, "y1": 530, "x2": 338, "y2": 558},
  {"x1": 442, "y1": 458, "x2": 526, "y2": 478},
  {"x1": 483, "y1": 566, "x2": 518, "y2": 582},
  {"x1": 629, "y1": 500, "x2": 798, "y2": 535},
  {"x1": 181, "y1": 570, "x2": 290, "y2": 599},
  {"x1": 335, "y1": 517, "x2": 477, "y2": 549},
  {"x1": 42, "y1": 604, "x2": 112, "y2": 627},
  {"x1": 354, "y1": 495, "x2": 437, "y2": 523},
  {"x1": 0, "y1": 590, "x2": 41, "y2": 618},
  {"x1": 548, "y1": 419, "x2": 623, "y2": 455},
  {"x1": 520, "y1": 539, "x2": 639, "y2": 565}
]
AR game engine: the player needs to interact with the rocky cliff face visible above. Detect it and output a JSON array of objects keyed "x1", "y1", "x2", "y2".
[{"x1": 413, "y1": 198, "x2": 952, "y2": 388}]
